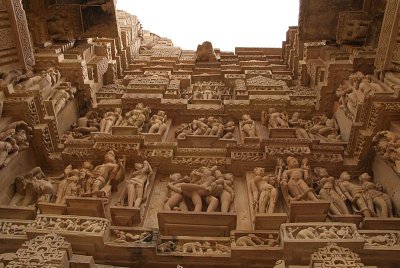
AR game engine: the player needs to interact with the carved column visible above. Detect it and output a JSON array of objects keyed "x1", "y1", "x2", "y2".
[
  {"x1": 2, "y1": 0, "x2": 35, "y2": 71},
  {"x1": 374, "y1": 0, "x2": 400, "y2": 72}
]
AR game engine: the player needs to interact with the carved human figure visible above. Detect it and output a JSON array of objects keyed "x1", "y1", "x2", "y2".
[
  {"x1": 9, "y1": 167, "x2": 53, "y2": 206},
  {"x1": 14, "y1": 71, "x2": 52, "y2": 91},
  {"x1": 240, "y1": 114, "x2": 256, "y2": 137},
  {"x1": 265, "y1": 108, "x2": 289, "y2": 128},
  {"x1": 190, "y1": 118, "x2": 210, "y2": 136},
  {"x1": 308, "y1": 114, "x2": 341, "y2": 142},
  {"x1": 279, "y1": 157, "x2": 317, "y2": 203},
  {"x1": 72, "y1": 111, "x2": 100, "y2": 138},
  {"x1": 117, "y1": 160, "x2": 153, "y2": 208},
  {"x1": 99, "y1": 108, "x2": 123, "y2": 133},
  {"x1": 372, "y1": 130, "x2": 400, "y2": 173},
  {"x1": 337, "y1": 171, "x2": 373, "y2": 217},
  {"x1": 163, "y1": 173, "x2": 189, "y2": 211},
  {"x1": 180, "y1": 166, "x2": 218, "y2": 212},
  {"x1": 314, "y1": 167, "x2": 350, "y2": 216},
  {"x1": 84, "y1": 150, "x2": 124, "y2": 197},
  {"x1": 213, "y1": 171, "x2": 235, "y2": 213},
  {"x1": 250, "y1": 167, "x2": 278, "y2": 214},
  {"x1": 0, "y1": 69, "x2": 32, "y2": 87},
  {"x1": 49, "y1": 87, "x2": 77, "y2": 115},
  {"x1": 288, "y1": 112, "x2": 311, "y2": 139},
  {"x1": 148, "y1": 110, "x2": 168, "y2": 135},
  {"x1": 222, "y1": 120, "x2": 235, "y2": 139},
  {"x1": 0, "y1": 121, "x2": 32, "y2": 167},
  {"x1": 196, "y1": 41, "x2": 217, "y2": 62},
  {"x1": 359, "y1": 173, "x2": 393, "y2": 218},
  {"x1": 78, "y1": 160, "x2": 95, "y2": 194},
  {"x1": 55, "y1": 165, "x2": 80, "y2": 204},
  {"x1": 121, "y1": 103, "x2": 150, "y2": 131},
  {"x1": 206, "y1": 116, "x2": 224, "y2": 137}
]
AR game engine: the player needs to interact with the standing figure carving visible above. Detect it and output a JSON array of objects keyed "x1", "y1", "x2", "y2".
[
  {"x1": 314, "y1": 167, "x2": 350, "y2": 216},
  {"x1": 337, "y1": 171, "x2": 373, "y2": 217},
  {"x1": 277, "y1": 157, "x2": 318, "y2": 204},
  {"x1": 83, "y1": 150, "x2": 125, "y2": 197},
  {"x1": 100, "y1": 108, "x2": 123, "y2": 133},
  {"x1": 240, "y1": 114, "x2": 256, "y2": 138},
  {"x1": 250, "y1": 167, "x2": 278, "y2": 214},
  {"x1": 117, "y1": 160, "x2": 153, "y2": 208},
  {"x1": 359, "y1": 173, "x2": 393, "y2": 218}
]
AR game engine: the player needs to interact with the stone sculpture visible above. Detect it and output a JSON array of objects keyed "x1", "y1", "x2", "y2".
[
  {"x1": 264, "y1": 108, "x2": 289, "y2": 128},
  {"x1": 100, "y1": 108, "x2": 123, "y2": 133},
  {"x1": 372, "y1": 130, "x2": 400, "y2": 174},
  {"x1": 71, "y1": 111, "x2": 101, "y2": 138},
  {"x1": 337, "y1": 171, "x2": 373, "y2": 217},
  {"x1": 116, "y1": 160, "x2": 153, "y2": 208},
  {"x1": 48, "y1": 86, "x2": 77, "y2": 115},
  {"x1": 196, "y1": 41, "x2": 217, "y2": 62},
  {"x1": 111, "y1": 230, "x2": 153, "y2": 243},
  {"x1": 82, "y1": 150, "x2": 125, "y2": 197},
  {"x1": 0, "y1": 69, "x2": 32, "y2": 87},
  {"x1": 359, "y1": 173, "x2": 393, "y2": 218},
  {"x1": 277, "y1": 157, "x2": 317, "y2": 204},
  {"x1": 148, "y1": 110, "x2": 168, "y2": 135},
  {"x1": 163, "y1": 166, "x2": 235, "y2": 213},
  {"x1": 55, "y1": 165, "x2": 80, "y2": 204},
  {"x1": 288, "y1": 112, "x2": 312, "y2": 139},
  {"x1": 308, "y1": 114, "x2": 341, "y2": 142},
  {"x1": 240, "y1": 114, "x2": 256, "y2": 138},
  {"x1": 314, "y1": 167, "x2": 350, "y2": 216},
  {"x1": 0, "y1": 121, "x2": 32, "y2": 168},
  {"x1": 175, "y1": 117, "x2": 235, "y2": 139},
  {"x1": 235, "y1": 234, "x2": 279, "y2": 247},
  {"x1": 9, "y1": 167, "x2": 53, "y2": 206},
  {"x1": 250, "y1": 167, "x2": 278, "y2": 214}
]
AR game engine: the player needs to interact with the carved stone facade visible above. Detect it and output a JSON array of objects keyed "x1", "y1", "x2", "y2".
[{"x1": 0, "y1": 0, "x2": 399, "y2": 267}]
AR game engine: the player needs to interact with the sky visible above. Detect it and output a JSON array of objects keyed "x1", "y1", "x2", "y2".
[{"x1": 116, "y1": 0, "x2": 299, "y2": 52}]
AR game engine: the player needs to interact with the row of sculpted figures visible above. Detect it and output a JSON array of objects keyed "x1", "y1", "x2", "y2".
[
  {"x1": 250, "y1": 156, "x2": 394, "y2": 219},
  {"x1": 3, "y1": 151, "x2": 395, "y2": 223}
]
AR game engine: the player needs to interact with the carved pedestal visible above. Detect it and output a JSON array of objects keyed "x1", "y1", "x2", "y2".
[
  {"x1": 66, "y1": 197, "x2": 108, "y2": 218},
  {"x1": 0, "y1": 205, "x2": 36, "y2": 220},
  {"x1": 288, "y1": 201, "x2": 330, "y2": 222},
  {"x1": 157, "y1": 211, "x2": 237, "y2": 237}
]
